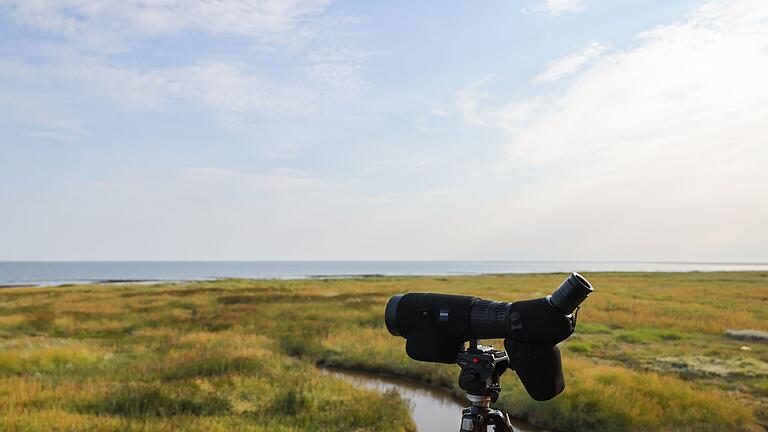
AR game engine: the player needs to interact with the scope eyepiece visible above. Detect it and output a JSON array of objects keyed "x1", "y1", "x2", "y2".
[{"x1": 547, "y1": 272, "x2": 593, "y2": 315}]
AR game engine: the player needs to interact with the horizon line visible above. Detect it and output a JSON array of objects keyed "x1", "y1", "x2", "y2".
[{"x1": 1, "y1": 259, "x2": 767, "y2": 265}]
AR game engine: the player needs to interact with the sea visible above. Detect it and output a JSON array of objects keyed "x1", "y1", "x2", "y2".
[{"x1": 1, "y1": 261, "x2": 767, "y2": 287}]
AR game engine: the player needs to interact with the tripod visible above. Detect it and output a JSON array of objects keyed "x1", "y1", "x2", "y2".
[{"x1": 456, "y1": 341, "x2": 515, "y2": 432}]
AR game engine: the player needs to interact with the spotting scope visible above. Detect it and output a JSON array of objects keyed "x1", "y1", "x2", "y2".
[{"x1": 384, "y1": 272, "x2": 593, "y2": 401}]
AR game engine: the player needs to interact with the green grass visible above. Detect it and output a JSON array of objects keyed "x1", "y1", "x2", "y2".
[
  {"x1": 614, "y1": 327, "x2": 688, "y2": 344},
  {"x1": 0, "y1": 272, "x2": 766, "y2": 431},
  {"x1": 87, "y1": 384, "x2": 232, "y2": 417},
  {"x1": 566, "y1": 341, "x2": 593, "y2": 353}
]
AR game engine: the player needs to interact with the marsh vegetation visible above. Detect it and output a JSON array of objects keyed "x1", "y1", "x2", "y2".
[{"x1": 0, "y1": 272, "x2": 766, "y2": 431}]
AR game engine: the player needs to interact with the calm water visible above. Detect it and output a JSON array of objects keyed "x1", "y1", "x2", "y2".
[
  {"x1": 1, "y1": 261, "x2": 767, "y2": 287},
  {"x1": 323, "y1": 368, "x2": 546, "y2": 432}
]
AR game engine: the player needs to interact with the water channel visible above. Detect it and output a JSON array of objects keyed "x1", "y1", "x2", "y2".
[{"x1": 324, "y1": 368, "x2": 547, "y2": 432}]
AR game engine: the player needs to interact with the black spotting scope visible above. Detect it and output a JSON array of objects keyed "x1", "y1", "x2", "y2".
[{"x1": 384, "y1": 272, "x2": 593, "y2": 401}]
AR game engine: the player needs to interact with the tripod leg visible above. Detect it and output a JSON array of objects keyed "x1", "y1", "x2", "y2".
[
  {"x1": 459, "y1": 407, "x2": 475, "y2": 432},
  {"x1": 485, "y1": 410, "x2": 515, "y2": 432},
  {"x1": 460, "y1": 405, "x2": 518, "y2": 432}
]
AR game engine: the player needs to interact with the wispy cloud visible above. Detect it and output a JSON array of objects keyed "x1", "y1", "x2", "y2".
[
  {"x1": 0, "y1": 58, "x2": 310, "y2": 115},
  {"x1": 0, "y1": 93, "x2": 91, "y2": 142},
  {"x1": 178, "y1": 166, "x2": 335, "y2": 193},
  {"x1": 429, "y1": 108, "x2": 450, "y2": 117},
  {"x1": 535, "y1": 0, "x2": 587, "y2": 16},
  {"x1": 308, "y1": 62, "x2": 364, "y2": 98},
  {"x1": 0, "y1": 0, "x2": 334, "y2": 52},
  {"x1": 22, "y1": 127, "x2": 88, "y2": 142},
  {"x1": 533, "y1": 42, "x2": 606, "y2": 84},
  {"x1": 0, "y1": 0, "x2": 363, "y2": 125},
  {"x1": 456, "y1": 74, "x2": 495, "y2": 127}
]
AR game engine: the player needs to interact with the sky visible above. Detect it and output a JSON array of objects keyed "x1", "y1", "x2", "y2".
[{"x1": 0, "y1": 0, "x2": 766, "y2": 261}]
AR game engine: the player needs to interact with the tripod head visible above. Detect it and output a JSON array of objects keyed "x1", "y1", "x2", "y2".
[
  {"x1": 456, "y1": 341, "x2": 515, "y2": 432},
  {"x1": 457, "y1": 340, "x2": 508, "y2": 402}
]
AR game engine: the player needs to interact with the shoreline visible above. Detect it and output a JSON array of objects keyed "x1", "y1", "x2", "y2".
[
  {"x1": 3, "y1": 261, "x2": 768, "y2": 288},
  {"x1": 2, "y1": 268, "x2": 768, "y2": 288}
]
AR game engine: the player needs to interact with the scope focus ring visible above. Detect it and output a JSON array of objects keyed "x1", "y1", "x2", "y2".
[{"x1": 469, "y1": 300, "x2": 510, "y2": 339}]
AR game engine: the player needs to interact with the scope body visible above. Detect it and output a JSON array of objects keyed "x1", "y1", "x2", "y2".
[
  {"x1": 384, "y1": 272, "x2": 593, "y2": 400},
  {"x1": 385, "y1": 272, "x2": 592, "y2": 346}
]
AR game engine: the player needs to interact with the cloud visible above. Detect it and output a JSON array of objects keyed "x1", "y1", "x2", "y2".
[
  {"x1": 533, "y1": 42, "x2": 606, "y2": 84},
  {"x1": 0, "y1": 92, "x2": 91, "y2": 142},
  {"x1": 446, "y1": 0, "x2": 768, "y2": 261},
  {"x1": 486, "y1": 0, "x2": 768, "y2": 260},
  {"x1": 0, "y1": 0, "x2": 334, "y2": 51},
  {"x1": 22, "y1": 128, "x2": 86, "y2": 142},
  {"x1": 0, "y1": 57, "x2": 349, "y2": 122},
  {"x1": 0, "y1": 0, "x2": 363, "y2": 122},
  {"x1": 536, "y1": 0, "x2": 587, "y2": 16},
  {"x1": 456, "y1": 74, "x2": 495, "y2": 126},
  {"x1": 176, "y1": 166, "x2": 334, "y2": 193},
  {"x1": 308, "y1": 62, "x2": 363, "y2": 97},
  {"x1": 429, "y1": 108, "x2": 450, "y2": 117},
  {"x1": 507, "y1": 0, "x2": 768, "y2": 165},
  {"x1": 171, "y1": 62, "x2": 317, "y2": 115}
]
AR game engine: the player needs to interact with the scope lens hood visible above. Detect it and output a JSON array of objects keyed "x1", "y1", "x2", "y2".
[{"x1": 385, "y1": 294, "x2": 404, "y2": 336}]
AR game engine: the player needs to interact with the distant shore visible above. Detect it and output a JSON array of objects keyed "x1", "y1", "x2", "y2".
[{"x1": 2, "y1": 264, "x2": 768, "y2": 288}]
